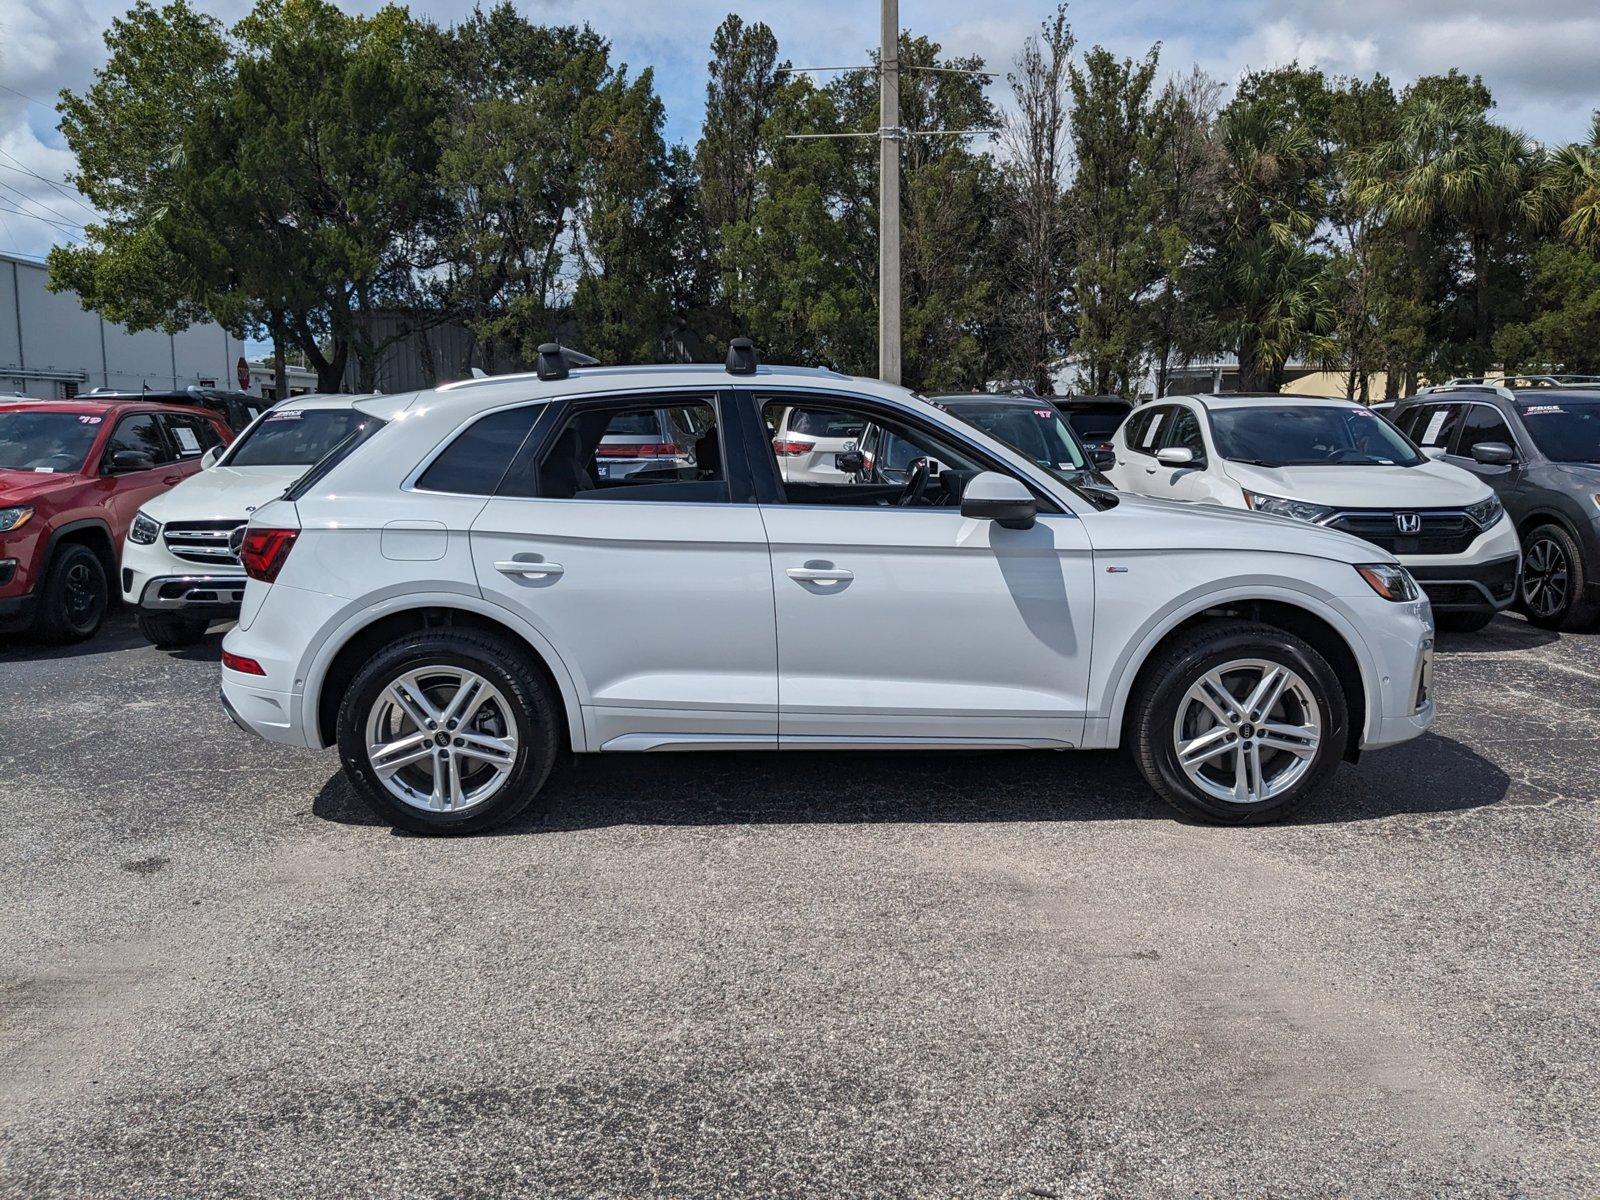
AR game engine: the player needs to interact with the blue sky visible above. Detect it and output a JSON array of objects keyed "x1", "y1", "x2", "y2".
[{"x1": 2, "y1": 0, "x2": 1598, "y2": 262}]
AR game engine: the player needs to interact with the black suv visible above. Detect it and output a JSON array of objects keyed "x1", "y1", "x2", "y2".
[
  {"x1": 84, "y1": 387, "x2": 267, "y2": 434},
  {"x1": 1391, "y1": 386, "x2": 1600, "y2": 629}
]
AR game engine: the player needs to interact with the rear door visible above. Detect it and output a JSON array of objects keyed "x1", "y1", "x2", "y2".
[{"x1": 469, "y1": 391, "x2": 778, "y2": 750}]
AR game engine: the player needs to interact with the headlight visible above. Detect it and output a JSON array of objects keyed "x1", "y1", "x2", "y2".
[
  {"x1": 1242, "y1": 491, "x2": 1337, "y2": 524},
  {"x1": 1464, "y1": 495, "x2": 1504, "y2": 528},
  {"x1": 1356, "y1": 563, "x2": 1421, "y2": 602},
  {"x1": 129, "y1": 511, "x2": 161, "y2": 545},
  {"x1": 0, "y1": 505, "x2": 33, "y2": 533}
]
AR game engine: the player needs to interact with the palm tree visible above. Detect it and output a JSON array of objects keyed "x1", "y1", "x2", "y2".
[
  {"x1": 1349, "y1": 97, "x2": 1539, "y2": 368},
  {"x1": 1532, "y1": 111, "x2": 1600, "y2": 259}
]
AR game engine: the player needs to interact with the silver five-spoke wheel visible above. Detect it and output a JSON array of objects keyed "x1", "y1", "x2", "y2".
[
  {"x1": 365, "y1": 667, "x2": 518, "y2": 813},
  {"x1": 1172, "y1": 658, "x2": 1321, "y2": 806}
]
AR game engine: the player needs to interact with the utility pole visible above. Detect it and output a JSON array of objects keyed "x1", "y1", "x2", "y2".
[{"x1": 878, "y1": 0, "x2": 901, "y2": 385}]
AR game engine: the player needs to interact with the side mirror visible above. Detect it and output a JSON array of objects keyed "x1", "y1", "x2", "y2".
[
  {"x1": 1156, "y1": 446, "x2": 1196, "y2": 468},
  {"x1": 1471, "y1": 441, "x2": 1515, "y2": 466},
  {"x1": 200, "y1": 445, "x2": 222, "y2": 469},
  {"x1": 960, "y1": 471, "x2": 1037, "y2": 530},
  {"x1": 1090, "y1": 446, "x2": 1116, "y2": 471},
  {"x1": 104, "y1": 449, "x2": 155, "y2": 474},
  {"x1": 834, "y1": 450, "x2": 865, "y2": 474},
  {"x1": 1423, "y1": 446, "x2": 1447, "y2": 461}
]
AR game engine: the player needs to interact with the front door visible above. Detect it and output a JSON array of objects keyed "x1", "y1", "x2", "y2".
[
  {"x1": 749, "y1": 393, "x2": 1095, "y2": 749},
  {"x1": 470, "y1": 392, "x2": 778, "y2": 751}
]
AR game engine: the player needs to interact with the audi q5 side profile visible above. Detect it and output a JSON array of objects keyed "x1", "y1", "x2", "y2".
[{"x1": 221, "y1": 348, "x2": 1436, "y2": 834}]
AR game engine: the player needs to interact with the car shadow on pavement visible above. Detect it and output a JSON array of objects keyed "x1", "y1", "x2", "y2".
[
  {"x1": 310, "y1": 730, "x2": 1508, "y2": 835},
  {"x1": 1434, "y1": 613, "x2": 1561, "y2": 654},
  {"x1": 0, "y1": 610, "x2": 232, "y2": 664}
]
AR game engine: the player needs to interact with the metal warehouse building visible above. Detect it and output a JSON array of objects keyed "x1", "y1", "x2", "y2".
[{"x1": 1, "y1": 250, "x2": 254, "y2": 400}]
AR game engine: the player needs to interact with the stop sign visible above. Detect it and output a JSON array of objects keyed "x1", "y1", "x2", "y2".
[{"x1": 236, "y1": 355, "x2": 250, "y2": 390}]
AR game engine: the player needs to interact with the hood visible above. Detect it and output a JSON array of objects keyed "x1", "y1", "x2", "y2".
[
  {"x1": 1094, "y1": 491, "x2": 1388, "y2": 565},
  {"x1": 0, "y1": 467, "x2": 83, "y2": 506},
  {"x1": 1220, "y1": 457, "x2": 1491, "y2": 510},
  {"x1": 139, "y1": 464, "x2": 305, "y2": 523}
]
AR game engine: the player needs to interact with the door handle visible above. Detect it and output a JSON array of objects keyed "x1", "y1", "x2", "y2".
[
  {"x1": 786, "y1": 566, "x2": 853, "y2": 583},
  {"x1": 495, "y1": 559, "x2": 564, "y2": 578},
  {"x1": 163, "y1": 475, "x2": 182, "y2": 485}
]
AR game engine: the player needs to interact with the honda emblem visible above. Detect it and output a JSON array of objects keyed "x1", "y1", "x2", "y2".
[{"x1": 1395, "y1": 512, "x2": 1422, "y2": 535}]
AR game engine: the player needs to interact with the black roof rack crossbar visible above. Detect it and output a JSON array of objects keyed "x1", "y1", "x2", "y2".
[{"x1": 535, "y1": 343, "x2": 600, "y2": 382}]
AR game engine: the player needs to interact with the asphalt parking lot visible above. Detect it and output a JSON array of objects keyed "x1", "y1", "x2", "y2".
[{"x1": 0, "y1": 612, "x2": 1595, "y2": 1198}]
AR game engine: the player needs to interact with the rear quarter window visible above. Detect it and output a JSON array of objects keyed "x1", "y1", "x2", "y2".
[{"x1": 415, "y1": 407, "x2": 542, "y2": 495}]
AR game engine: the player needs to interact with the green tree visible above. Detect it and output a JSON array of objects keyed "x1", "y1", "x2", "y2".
[
  {"x1": 1064, "y1": 44, "x2": 1164, "y2": 396},
  {"x1": 1494, "y1": 241, "x2": 1600, "y2": 373}
]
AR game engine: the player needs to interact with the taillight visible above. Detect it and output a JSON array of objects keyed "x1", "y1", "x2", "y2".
[
  {"x1": 772, "y1": 439, "x2": 813, "y2": 456},
  {"x1": 598, "y1": 442, "x2": 679, "y2": 458},
  {"x1": 222, "y1": 650, "x2": 265, "y2": 675},
  {"x1": 240, "y1": 527, "x2": 299, "y2": 582}
]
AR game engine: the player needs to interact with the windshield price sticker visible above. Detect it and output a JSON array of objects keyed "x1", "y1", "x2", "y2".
[
  {"x1": 78, "y1": 415, "x2": 102, "y2": 424},
  {"x1": 1034, "y1": 409, "x2": 1053, "y2": 419},
  {"x1": 265, "y1": 410, "x2": 303, "y2": 421},
  {"x1": 1523, "y1": 405, "x2": 1564, "y2": 415}
]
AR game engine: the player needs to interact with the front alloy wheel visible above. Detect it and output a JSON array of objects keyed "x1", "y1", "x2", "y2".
[
  {"x1": 1521, "y1": 533, "x2": 1569, "y2": 623},
  {"x1": 1128, "y1": 620, "x2": 1347, "y2": 824},
  {"x1": 1172, "y1": 659, "x2": 1321, "y2": 806}
]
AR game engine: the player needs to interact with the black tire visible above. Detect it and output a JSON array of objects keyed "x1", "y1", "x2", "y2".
[
  {"x1": 1127, "y1": 620, "x2": 1348, "y2": 825},
  {"x1": 1436, "y1": 610, "x2": 1495, "y2": 633},
  {"x1": 33, "y1": 543, "x2": 108, "y2": 644},
  {"x1": 1519, "y1": 523, "x2": 1599, "y2": 630},
  {"x1": 136, "y1": 611, "x2": 211, "y2": 648},
  {"x1": 336, "y1": 629, "x2": 561, "y2": 835}
]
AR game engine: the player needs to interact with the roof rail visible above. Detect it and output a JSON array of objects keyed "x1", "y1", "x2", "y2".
[{"x1": 1415, "y1": 382, "x2": 1518, "y2": 403}]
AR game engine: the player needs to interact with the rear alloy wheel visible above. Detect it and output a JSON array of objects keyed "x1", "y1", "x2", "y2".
[
  {"x1": 337, "y1": 630, "x2": 560, "y2": 834},
  {"x1": 1520, "y1": 523, "x2": 1598, "y2": 630},
  {"x1": 34, "y1": 543, "x2": 108, "y2": 644},
  {"x1": 1129, "y1": 620, "x2": 1347, "y2": 824}
]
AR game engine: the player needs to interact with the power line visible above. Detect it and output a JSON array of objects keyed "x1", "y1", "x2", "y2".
[
  {"x1": 0, "y1": 149, "x2": 99, "y2": 219},
  {"x1": 0, "y1": 198, "x2": 83, "y2": 240},
  {"x1": 0, "y1": 173, "x2": 87, "y2": 230},
  {"x1": 0, "y1": 79, "x2": 52, "y2": 108}
]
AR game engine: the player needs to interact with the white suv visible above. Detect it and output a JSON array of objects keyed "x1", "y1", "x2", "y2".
[
  {"x1": 121, "y1": 394, "x2": 372, "y2": 646},
  {"x1": 1105, "y1": 394, "x2": 1520, "y2": 631},
  {"x1": 220, "y1": 346, "x2": 1436, "y2": 834}
]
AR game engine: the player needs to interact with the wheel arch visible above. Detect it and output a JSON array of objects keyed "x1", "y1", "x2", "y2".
[
  {"x1": 45, "y1": 518, "x2": 118, "y2": 585},
  {"x1": 1105, "y1": 589, "x2": 1374, "y2": 761},
  {"x1": 304, "y1": 595, "x2": 585, "y2": 753}
]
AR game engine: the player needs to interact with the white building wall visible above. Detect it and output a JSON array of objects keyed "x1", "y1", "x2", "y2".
[{"x1": 0, "y1": 252, "x2": 247, "y2": 398}]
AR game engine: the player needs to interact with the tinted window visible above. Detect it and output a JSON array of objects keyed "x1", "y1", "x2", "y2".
[
  {"x1": 161, "y1": 413, "x2": 223, "y2": 458},
  {"x1": 1064, "y1": 408, "x2": 1129, "y2": 441},
  {"x1": 416, "y1": 407, "x2": 542, "y2": 495},
  {"x1": 602, "y1": 410, "x2": 662, "y2": 437},
  {"x1": 1126, "y1": 407, "x2": 1173, "y2": 456},
  {"x1": 229, "y1": 409, "x2": 369, "y2": 467},
  {"x1": 788, "y1": 408, "x2": 866, "y2": 439},
  {"x1": 0, "y1": 411, "x2": 102, "y2": 471},
  {"x1": 943, "y1": 401, "x2": 1088, "y2": 474},
  {"x1": 1410, "y1": 403, "x2": 1464, "y2": 450},
  {"x1": 1454, "y1": 404, "x2": 1515, "y2": 457},
  {"x1": 1518, "y1": 400, "x2": 1600, "y2": 463},
  {"x1": 1209, "y1": 405, "x2": 1423, "y2": 467},
  {"x1": 106, "y1": 413, "x2": 173, "y2": 466},
  {"x1": 1165, "y1": 409, "x2": 1207, "y2": 462},
  {"x1": 284, "y1": 418, "x2": 388, "y2": 501},
  {"x1": 537, "y1": 399, "x2": 726, "y2": 502}
]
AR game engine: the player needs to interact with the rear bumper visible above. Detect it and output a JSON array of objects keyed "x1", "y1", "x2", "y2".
[{"x1": 1406, "y1": 553, "x2": 1520, "y2": 613}]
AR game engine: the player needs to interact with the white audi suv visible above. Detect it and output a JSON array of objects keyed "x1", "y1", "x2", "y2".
[{"x1": 221, "y1": 344, "x2": 1436, "y2": 834}]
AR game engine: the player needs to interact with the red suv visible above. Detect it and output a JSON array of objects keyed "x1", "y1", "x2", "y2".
[{"x1": 0, "y1": 398, "x2": 233, "y2": 643}]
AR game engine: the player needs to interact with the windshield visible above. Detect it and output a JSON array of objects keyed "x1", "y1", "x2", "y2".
[
  {"x1": 227, "y1": 408, "x2": 368, "y2": 467},
  {"x1": 1210, "y1": 405, "x2": 1423, "y2": 467},
  {"x1": 944, "y1": 402, "x2": 1090, "y2": 474},
  {"x1": 0, "y1": 411, "x2": 102, "y2": 472},
  {"x1": 1519, "y1": 402, "x2": 1600, "y2": 463},
  {"x1": 1064, "y1": 408, "x2": 1128, "y2": 441}
]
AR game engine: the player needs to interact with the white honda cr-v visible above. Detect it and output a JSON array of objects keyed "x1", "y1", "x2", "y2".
[
  {"x1": 1104, "y1": 393, "x2": 1520, "y2": 631},
  {"x1": 221, "y1": 344, "x2": 1436, "y2": 834}
]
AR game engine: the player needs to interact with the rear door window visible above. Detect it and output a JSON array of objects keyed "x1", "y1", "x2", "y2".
[
  {"x1": 1411, "y1": 403, "x2": 1463, "y2": 451},
  {"x1": 160, "y1": 412, "x2": 224, "y2": 459},
  {"x1": 534, "y1": 398, "x2": 727, "y2": 503}
]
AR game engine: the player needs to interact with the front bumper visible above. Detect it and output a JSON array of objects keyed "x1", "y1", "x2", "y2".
[
  {"x1": 132, "y1": 573, "x2": 247, "y2": 616},
  {"x1": 1405, "y1": 553, "x2": 1520, "y2": 613}
]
